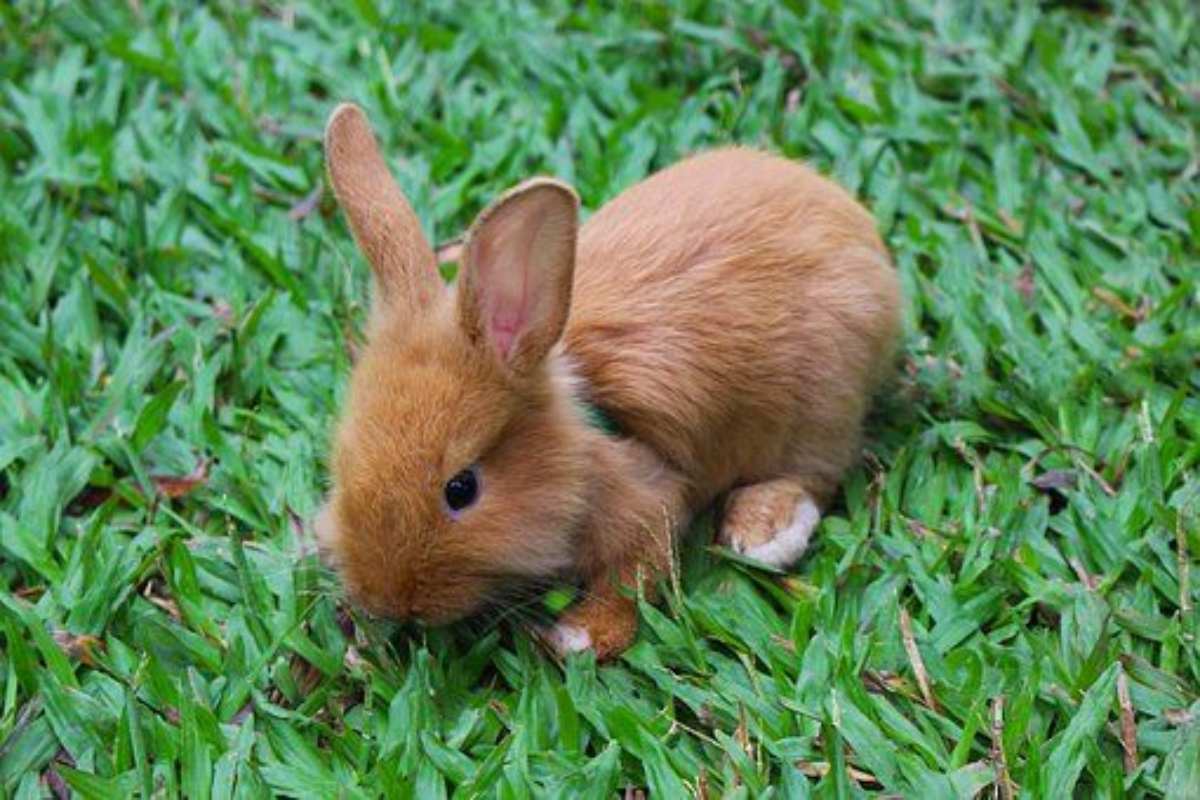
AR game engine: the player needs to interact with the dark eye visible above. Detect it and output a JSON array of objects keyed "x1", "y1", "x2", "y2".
[{"x1": 443, "y1": 466, "x2": 480, "y2": 513}]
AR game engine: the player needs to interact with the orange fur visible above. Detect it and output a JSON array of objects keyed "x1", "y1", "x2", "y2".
[{"x1": 317, "y1": 104, "x2": 901, "y2": 658}]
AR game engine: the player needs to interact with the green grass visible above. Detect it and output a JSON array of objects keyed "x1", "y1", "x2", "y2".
[{"x1": 1, "y1": 0, "x2": 1198, "y2": 796}]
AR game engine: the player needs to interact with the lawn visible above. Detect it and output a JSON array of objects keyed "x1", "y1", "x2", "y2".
[{"x1": 1, "y1": 0, "x2": 1198, "y2": 797}]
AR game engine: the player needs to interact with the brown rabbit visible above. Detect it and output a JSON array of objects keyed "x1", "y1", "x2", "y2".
[{"x1": 315, "y1": 103, "x2": 901, "y2": 659}]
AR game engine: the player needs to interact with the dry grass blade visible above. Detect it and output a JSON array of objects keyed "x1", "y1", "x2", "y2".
[
  {"x1": 899, "y1": 606, "x2": 941, "y2": 713},
  {"x1": 1091, "y1": 286, "x2": 1146, "y2": 321},
  {"x1": 43, "y1": 766, "x2": 70, "y2": 800},
  {"x1": 288, "y1": 185, "x2": 324, "y2": 221},
  {"x1": 51, "y1": 630, "x2": 105, "y2": 667},
  {"x1": 735, "y1": 702, "x2": 751, "y2": 758},
  {"x1": 1116, "y1": 668, "x2": 1138, "y2": 774},
  {"x1": 1164, "y1": 708, "x2": 1195, "y2": 726},
  {"x1": 1178, "y1": 510, "x2": 1192, "y2": 621},
  {"x1": 1030, "y1": 469, "x2": 1077, "y2": 491},
  {"x1": 152, "y1": 458, "x2": 210, "y2": 499},
  {"x1": 1069, "y1": 558, "x2": 1099, "y2": 591},
  {"x1": 991, "y1": 696, "x2": 1015, "y2": 800},
  {"x1": 796, "y1": 760, "x2": 881, "y2": 788}
]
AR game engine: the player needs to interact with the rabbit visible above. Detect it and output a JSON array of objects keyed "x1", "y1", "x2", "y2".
[{"x1": 314, "y1": 103, "x2": 901, "y2": 659}]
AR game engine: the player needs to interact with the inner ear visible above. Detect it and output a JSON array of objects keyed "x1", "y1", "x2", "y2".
[{"x1": 458, "y1": 179, "x2": 579, "y2": 375}]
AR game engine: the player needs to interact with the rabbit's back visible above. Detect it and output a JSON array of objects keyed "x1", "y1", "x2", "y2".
[{"x1": 563, "y1": 148, "x2": 900, "y2": 504}]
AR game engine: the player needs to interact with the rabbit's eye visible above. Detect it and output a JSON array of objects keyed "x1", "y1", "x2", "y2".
[{"x1": 444, "y1": 466, "x2": 480, "y2": 513}]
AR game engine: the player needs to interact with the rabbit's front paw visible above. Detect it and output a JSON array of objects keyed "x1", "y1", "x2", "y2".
[
  {"x1": 539, "y1": 596, "x2": 637, "y2": 661},
  {"x1": 541, "y1": 622, "x2": 592, "y2": 654}
]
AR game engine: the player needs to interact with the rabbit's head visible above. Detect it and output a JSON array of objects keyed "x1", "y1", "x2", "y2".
[{"x1": 316, "y1": 104, "x2": 589, "y2": 624}]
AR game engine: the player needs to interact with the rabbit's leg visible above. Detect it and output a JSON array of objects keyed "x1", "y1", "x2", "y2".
[
  {"x1": 542, "y1": 522, "x2": 680, "y2": 659},
  {"x1": 541, "y1": 573, "x2": 639, "y2": 660},
  {"x1": 719, "y1": 477, "x2": 821, "y2": 568},
  {"x1": 538, "y1": 439, "x2": 689, "y2": 660}
]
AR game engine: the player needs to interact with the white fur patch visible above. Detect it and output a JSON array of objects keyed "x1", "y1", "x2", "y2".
[
  {"x1": 548, "y1": 346, "x2": 587, "y2": 398},
  {"x1": 742, "y1": 498, "x2": 820, "y2": 568},
  {"x1": 544, "y1": 623, "x2": 592, "y2": 654}
]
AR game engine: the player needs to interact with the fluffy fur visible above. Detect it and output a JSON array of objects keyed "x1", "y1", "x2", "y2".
[{"x1": 316, "y1": 103, "x2": 901, "y2": 658}]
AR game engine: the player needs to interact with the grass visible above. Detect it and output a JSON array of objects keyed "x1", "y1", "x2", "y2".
[{"x1": 1, "y1": 0, "x2": 1198, "y2": 796}]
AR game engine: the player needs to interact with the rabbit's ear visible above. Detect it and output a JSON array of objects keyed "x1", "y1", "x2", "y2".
[
  {"x1": 458, "y1": 179, "x2": 579, "y2": 376},
  {"x1": 324, "y1": 103, "x2": 440, "y2": 312}
]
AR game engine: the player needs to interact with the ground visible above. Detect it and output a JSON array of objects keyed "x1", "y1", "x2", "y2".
[{"x1": 1, "y1": 1, "x2": 1198, "y2": 797}]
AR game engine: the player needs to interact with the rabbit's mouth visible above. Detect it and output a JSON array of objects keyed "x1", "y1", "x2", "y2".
[{"x1": 471, "y1": 574, "x2": 580, "y2": 626}]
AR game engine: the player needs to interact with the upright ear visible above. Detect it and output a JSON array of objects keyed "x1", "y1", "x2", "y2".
[
  {"x1": 324, "y1": 103, "x2": 440, "y2": 312},
  {"x1": 457, "y1": 179, "x2": 579, "y2": 376}
]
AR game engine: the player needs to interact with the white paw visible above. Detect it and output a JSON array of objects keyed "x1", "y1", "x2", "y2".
[
  {"x1": 741, "y1": 498, "x2": 820, "y2": 568},
  {"x1": 542, "y1": 623, "x2": 592, "y2": 655}
]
